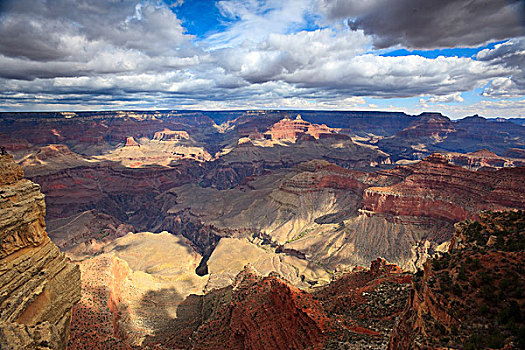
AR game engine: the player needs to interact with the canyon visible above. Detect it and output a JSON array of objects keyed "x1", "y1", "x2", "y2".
[{"x1": 0, "y1": 110, "x2": 523, "y2": 349}]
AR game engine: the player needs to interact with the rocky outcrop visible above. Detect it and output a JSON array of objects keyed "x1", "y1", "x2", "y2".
[
  {"x1": 390, "y1": 210, "x2": 525, "y2": 349},
  {"x1": 0, "y1": 154, "x2": 81, "y2": 349},
  {"x1": 124, "y1": 137, "x2": 140, "y2": 147},
  {"x1": 160, "y1": 259, "x2": 411, "y2": 350},
  {"x1": 362, "y1": 153, "x2": 525, "y2": 222},
  {"x1": 441, "y1": 149, "x2": 525, "y2": 170},
  {"x1": 314, "y1": 258, "x2": 411, "y2": 349},
  {"x1": 153, "y1": 129, "x2": 190, "y2": 141},
  {"x1": 66, "y1": 253, "x2": 411, "y2": 350},
  {"x1": 261, "y1": 114, "x2": 339, "y2": 142},
  {"x1": 191, "y1": 265, "x2": 332, "y2": 350}
]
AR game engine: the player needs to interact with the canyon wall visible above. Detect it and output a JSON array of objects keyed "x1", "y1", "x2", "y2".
[
  {"x1": 0, "y1": 154, "x2": 81, "y2": 349},
  {"x1": 389, "y1": 210, "x2": 525, "y2": 349}
]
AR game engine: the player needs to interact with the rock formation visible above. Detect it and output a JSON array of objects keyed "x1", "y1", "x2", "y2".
[
  {"x1": 190, "y1": 259, "x2": 409, "y2": 349},
  {"x1": 362, "y1": 153, "x2": 525, "y2": 223},
  {"x1": 134, "y1": 259, "x2": 410, "y2": 350},
  {"x1": 19, "y1": 144, "x2": 95, "y2": 177},
  {"x1": 124, "y1": 136, "x2": 140, "y2": 148},
  {"x1": 190, "y1": 265, "x2": 332, "y2": 350},
  {"x1": 153, "y1": 129, "x2": 190, "y2": 141},
  {"x1": 1, "y1": 110, "x2": 523, "y2": 349},
  {"x1": 261, "y1": 114, "x2": 339, "y2": 141},
  {"x1": 172, "y1": 155, "x2": 523, "y2": 272},
  {"x1": 390, "y1": 210, "x2": 525, "y2": 349},
  {"x1": 440, "y1": 149, "x2": 525, "y2": 170},
  {"x1": 201, "y1": 122, "x2": 389, "y2": 189},
  {"x1": 377, "y1": 112, "x2": 525, "y2": 161},
  {"x1": 0, "y1": 154, "x2": 81, "y2": 349}
]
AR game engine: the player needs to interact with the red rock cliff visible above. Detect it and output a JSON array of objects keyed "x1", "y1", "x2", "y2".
[
  {"x1": 362, "y1": 153, "x2": 525, "y2": 222},
  {"x1": 389, "y1": 210, "x2": 525, "y2": 349}
]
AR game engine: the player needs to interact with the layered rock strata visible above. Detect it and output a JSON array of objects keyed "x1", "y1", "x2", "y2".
[
  {"x1": 261, "y1": 114, "x2": 339, "y2": 141},
  {"x1": 362, "y1": 153, "x2": 525, "y2": 223},
  {"x1": 441, "y1": 149, "x2": 525, "y2": 170},
  {"x1": 0, "y1": 154, "x2": 81, "y2": 349}
]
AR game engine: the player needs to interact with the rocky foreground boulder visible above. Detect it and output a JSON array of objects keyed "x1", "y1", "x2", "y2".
[{"x1": 0, "y1": 154, "x2": 81, "y2": 349}]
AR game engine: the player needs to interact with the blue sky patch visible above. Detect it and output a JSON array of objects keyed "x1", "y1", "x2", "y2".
[
  {"x1": 168, "y1": 0, "x2": 227, "y2": 38},
  {"x1": 380, "y1": 41, "x2": 504, "y2": 59}
]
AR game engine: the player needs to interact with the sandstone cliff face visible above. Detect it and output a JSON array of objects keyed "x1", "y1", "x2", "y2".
[
  {"x1": 277, "y1": 155, "x2": 523, "y2": 272},
  {"x1": 390, "y1": 210, "x2": 525, "y2": 349},
  {"x1": 362, "y1": 153, "x2": 525, "y2": 223},
  {"x1": 153, "y1": 129, "x2": 190, "y2": 141},
  {"x1": 0, "y1": 154, "x2": 81, "y2": 349}
]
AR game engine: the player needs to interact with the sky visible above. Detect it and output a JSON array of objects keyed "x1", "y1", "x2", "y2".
[{"x1": 0, "y1": 0, "x2": 524, "y2": 118}]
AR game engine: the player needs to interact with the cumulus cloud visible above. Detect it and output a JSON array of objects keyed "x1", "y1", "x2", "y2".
[
  {"x1": 477, "y1": 38, "x2": 525, "y2": 98},
  {"x1": 0, "y1": 0, "x2": 523, "y2": 116},
  {"x1": 318, "y1": 0, "x2": 525, "y2": 49},
  {"x1": 209, "y1": 27, "x2": 510, "y2": 99},
  {"x1": 214, "y1": 28, "x2": 369, "y2": 83},
  {"x1": 0, "y1": 0, "x2": 199, "y2": 80},
  {"x1": 420, "y1": 92, "x2": 465, "y2": 106}
]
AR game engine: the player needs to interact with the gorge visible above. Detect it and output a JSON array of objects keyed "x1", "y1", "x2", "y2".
[{"x1": 0, "y1": 110, "x2": 523, "y2": 349}]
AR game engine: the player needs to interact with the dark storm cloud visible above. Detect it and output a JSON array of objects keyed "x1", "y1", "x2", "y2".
[{"x1": 319, "y1": 0, "x2": 525, "y2": 48}]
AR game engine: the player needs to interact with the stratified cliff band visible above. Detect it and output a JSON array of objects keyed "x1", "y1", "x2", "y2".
[{"x1": 0, "y1": 154, "x2": 81, "y2": 349}]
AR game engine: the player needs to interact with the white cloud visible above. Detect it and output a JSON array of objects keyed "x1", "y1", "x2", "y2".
[
  {"x1": 0, "y1": 0, "x2": 522, "y2": 115},
  {"x1": 205, "y1": 0, "x2": 318, "y2": 49},
  {"x1": 420, "y1": 92, "x2": 465, "y2": 105},
  {"x1": 0, "y1": 0, "x2": 199, "y2": 79},
  {"x1": 478, "y1": 38, "x2": 525, "y2": 99}
]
